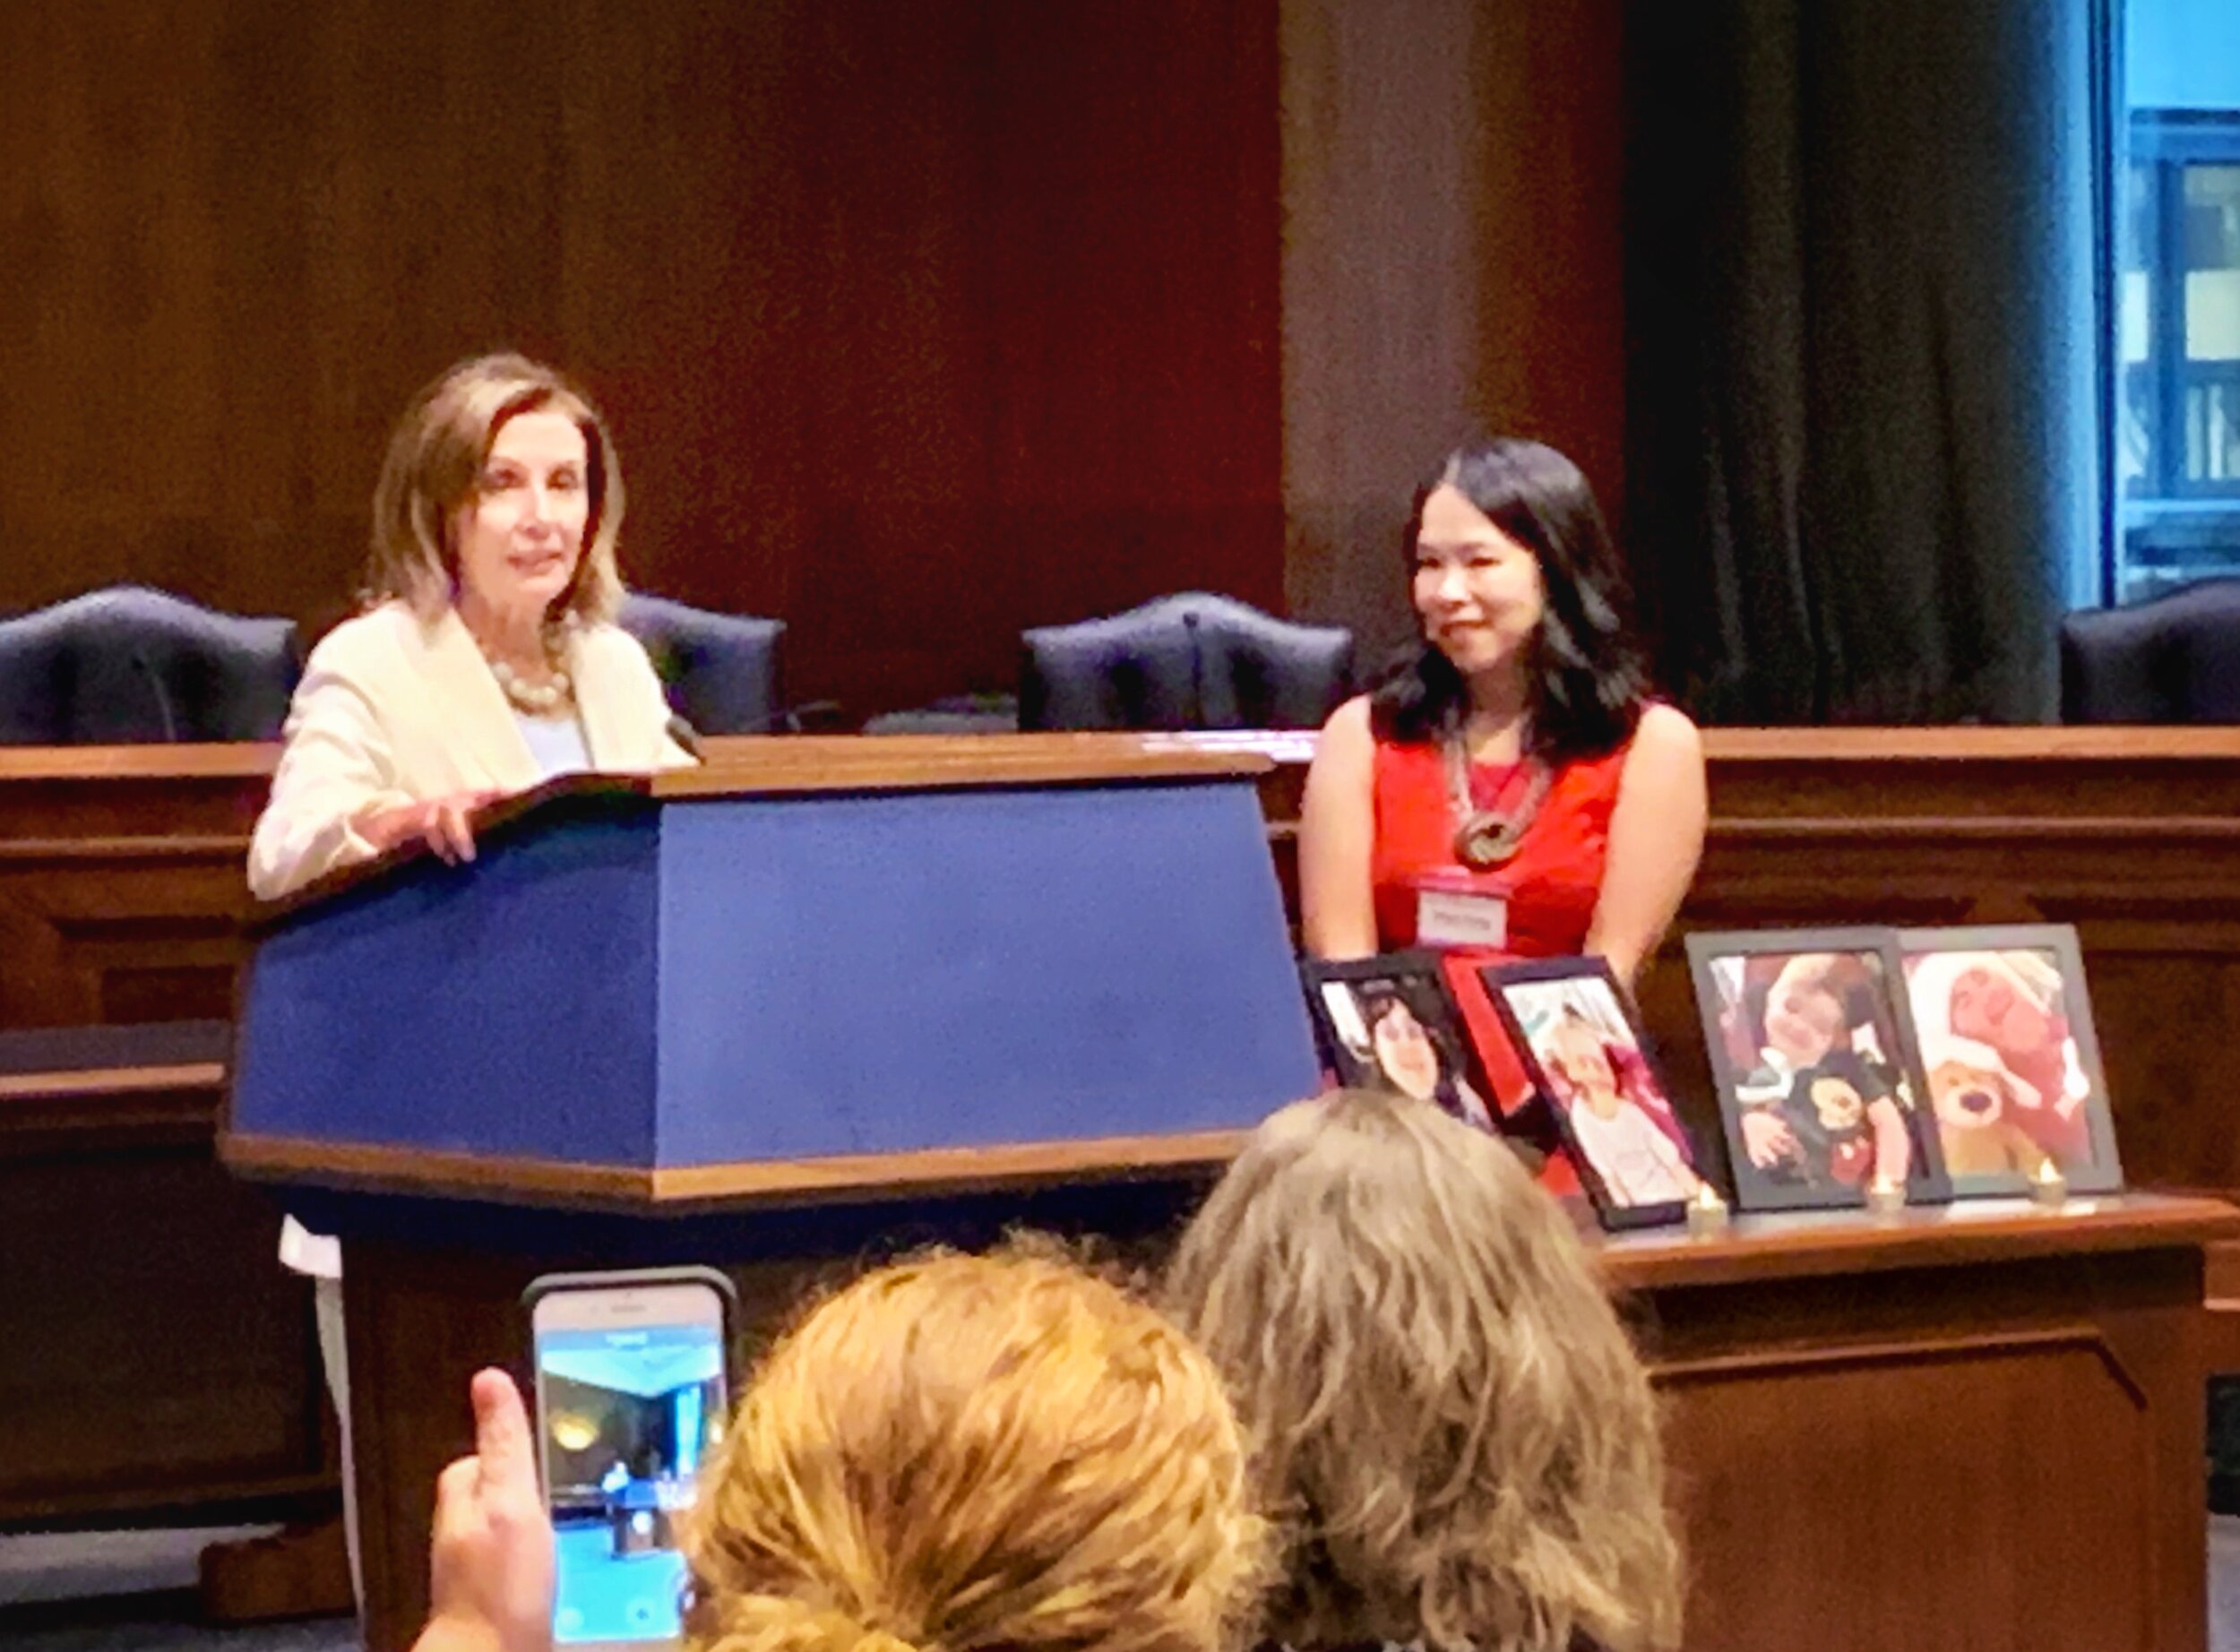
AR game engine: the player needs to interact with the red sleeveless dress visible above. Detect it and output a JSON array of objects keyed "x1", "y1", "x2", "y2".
[{"x1": 1371, "y1": 736, "x2": 1633, "y2": 1195}]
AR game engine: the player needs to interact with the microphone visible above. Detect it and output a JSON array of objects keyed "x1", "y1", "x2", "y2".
[
  {"x1": 771, "y1": 700, "x2": 840, "y2": 734},
  {"x1": 130, "y1": 650, "x2": 180, "y2": 744},
  {"x1": 665, "y1": 713, "x2": 703, "y2": 759},
  {"x1": 1184, "y1": 609, "x2": 1203, "y2": 728}
]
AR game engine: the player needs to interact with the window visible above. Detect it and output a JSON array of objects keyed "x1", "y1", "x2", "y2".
[{"x1": 2110, "y1": 3, "x2": 2240, "y2": 602}]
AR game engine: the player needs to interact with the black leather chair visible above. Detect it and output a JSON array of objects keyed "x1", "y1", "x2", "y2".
[
  {"x1": 0, "y1": 586, "x2": 301, "y2": 744},
  {"x1": 1018, "y1": 593, "x2": 1354, "y2": 732},
  {"x1": 618, "y1": 593, "x2": 787, "y2": 736},
  {"x1": 2060, "y1": 578, "x2": 2240, "y2": 722}
]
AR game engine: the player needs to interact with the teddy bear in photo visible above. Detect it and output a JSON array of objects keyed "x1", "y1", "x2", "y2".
[{"x1": 1925, "y1": 1036, "x2": 2055, "y2": 1180}]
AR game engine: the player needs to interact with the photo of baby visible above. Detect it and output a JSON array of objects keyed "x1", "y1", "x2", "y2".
[
  {"x1": 1900, "y1": 925, "x2": 2123, "y2": 1193},
  {"x1": 1688, "y1": 931, "x2": 1950, "y2": 1212},
  {"x1": 1484, "y1": 959, "x2": 1701, "y2": 1227},
  {"x1": 1303, "y1": 955, "x2": 1497, "y2": 1131}
]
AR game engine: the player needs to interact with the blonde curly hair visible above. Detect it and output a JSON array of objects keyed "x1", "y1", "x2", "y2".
[
  {"x1": 1164, "y1": 1091, "x2": 1682, "y2": 1652},
  {"x1": 683, "y1": 1248, "x2": 1265, "y2": 1652}
]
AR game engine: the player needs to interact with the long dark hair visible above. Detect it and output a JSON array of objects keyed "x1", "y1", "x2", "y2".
[
  {"x1": 1370, "y1": 438, "x2": 1650, "y2": 761},
  {"x1": 1355, "y1": 982, "x2": 1469, "y2": 1120}
]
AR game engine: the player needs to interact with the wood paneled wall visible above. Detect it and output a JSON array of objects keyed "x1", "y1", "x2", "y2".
[
  {"x1": 0, "y1": 1, "x2": 1624, "y2": 720},
  {"x1": 0, "y1": 0, "x2": 1282, "y2": 720},
  {"x1": 1279, "y1": 0, "x2": 1629, "y2": 662}
]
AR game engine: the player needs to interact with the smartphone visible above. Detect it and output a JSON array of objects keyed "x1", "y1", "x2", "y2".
[{"x1": 526, "y1": 1267, "x2": 737, "y2": 1651}]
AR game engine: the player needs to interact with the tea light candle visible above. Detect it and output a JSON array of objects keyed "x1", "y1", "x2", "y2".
[
  {"x1": 2029, "y1": 1157, "x2": 2069, "y2": 1208},
  {"x1": 1685, "y1": 1182, "x2": 1730, "y2": 1235},
  {"x1": 1864, "y1": 1174, "x2": 1907, "y2": 1215}
]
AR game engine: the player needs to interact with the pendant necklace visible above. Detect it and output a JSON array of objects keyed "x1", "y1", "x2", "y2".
[{"x1": 1443, "y1": 727, "x2": 1549, "y2": 869}]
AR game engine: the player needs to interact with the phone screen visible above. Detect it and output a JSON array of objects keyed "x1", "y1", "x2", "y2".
[{"x1": 531, "y1": 1279, "x2": 729, "y2": 1650}]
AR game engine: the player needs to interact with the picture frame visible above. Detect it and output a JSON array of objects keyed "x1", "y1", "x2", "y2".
[
  {"x1": 1298, "y1": 952, "x2": 1499, "y2": 1133},
  {"x1": 1480, "y1": 956, "x2": 1702, "y2": 1231},
  {"x1": 1896, "y1": 924, "x2": 2123, "y2": 1195},
  {"x1": 1684, "y1": 927, "x2": 1951, "y2": 1212}
]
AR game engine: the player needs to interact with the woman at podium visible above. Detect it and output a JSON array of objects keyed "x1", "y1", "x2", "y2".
[
  {"x1": 248, "y1": 352, "x2": 693, "y2": 902},
  {"x1": 245, "y1": 355, "x2": 694, "y2": 1607},
  {"x1": 1297, "y1": 438, "x2": 1705, "y2": 1139}
]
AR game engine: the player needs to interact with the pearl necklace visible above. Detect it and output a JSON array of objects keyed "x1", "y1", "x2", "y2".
[{"x1": 477, "y1": 632, "x2": 574, "y2": 716}]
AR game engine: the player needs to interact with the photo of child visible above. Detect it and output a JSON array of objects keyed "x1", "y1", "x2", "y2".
[
  {"x1": 1483, "y1": 960, "x2": 1700, "y2": 1227},
  {"x1": 1900, "y1": 925, "x2": 2123, "y2": 1193},
  {"x1": 1308, "y1": 959, "x2": 1496, "y2": 1131},
  {"x1": 1500, "y1": 976, "x2": 1698, "y2": 1206},
  {"x1": 1689, "y1": 932, "x2": 1949, "y2": 1212}
]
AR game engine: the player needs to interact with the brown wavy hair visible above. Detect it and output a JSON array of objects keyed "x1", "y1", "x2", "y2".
[
  {"x1": 682, "y1": 1248, "x2": 1265, "y2": 1652},
  {"x1": 1164, "y1": 1092, "x2": 1681, "y2": 1652},
  {"x1": 365, "y1": 352, "x2": 625, "y2": 625}
]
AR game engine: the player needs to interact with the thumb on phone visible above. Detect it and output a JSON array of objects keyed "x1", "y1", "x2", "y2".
[{"x1": 470, "y1": 1369, "x2": 536, "y2": 1501}]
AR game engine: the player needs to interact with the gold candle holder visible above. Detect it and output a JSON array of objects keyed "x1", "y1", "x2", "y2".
[
  {"x1": 2029, "y1": 1157, "x2": 2069, "y2": 1208},
  {"x1": 1685, "y1": 1182, "x2": 1731, "y2": 1235},
  {"x1": 1864, "y1": 1174, "x2": 1907, "y2": 1215}
]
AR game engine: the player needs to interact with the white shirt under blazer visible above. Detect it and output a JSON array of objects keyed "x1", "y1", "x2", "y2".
[{"x1": 248, "y1": 598, "x2": 694, "y2": 902}]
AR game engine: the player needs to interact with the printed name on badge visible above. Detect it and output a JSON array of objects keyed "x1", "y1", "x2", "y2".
[{"x1": 1416, "y1": 887, "x2": 1508, "y2": 951}]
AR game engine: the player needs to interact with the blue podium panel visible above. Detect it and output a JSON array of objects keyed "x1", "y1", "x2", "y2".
[
  {"x1": 231, "y1": 807, "x2": 662, "y2": 1166},
  {"x1": 651, "y1": 781, "x2": 1318, "y2": 1166},
  {"x1": 228, "y1": 763, "x2": 1320, "y2": 1186}
]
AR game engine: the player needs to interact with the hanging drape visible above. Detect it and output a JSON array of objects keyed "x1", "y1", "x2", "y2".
[{"x1": 1624, "y1": 0, "x2": 2102, "y2": 723}]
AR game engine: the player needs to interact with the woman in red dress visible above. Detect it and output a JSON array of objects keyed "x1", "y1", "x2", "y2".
[{"x1": 1297, "y1": 439, "x2": 1707, "y2": 1183}]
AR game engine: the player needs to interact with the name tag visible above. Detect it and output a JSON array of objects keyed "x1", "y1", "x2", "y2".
[{"x1": 1416, "y1": 885, "x2": 1508, "y2": 951}]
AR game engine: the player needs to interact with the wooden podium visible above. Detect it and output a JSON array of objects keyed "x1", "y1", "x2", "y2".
[{"x1": 222, "y1": 738, "x2": 1320, "y2": 1652}]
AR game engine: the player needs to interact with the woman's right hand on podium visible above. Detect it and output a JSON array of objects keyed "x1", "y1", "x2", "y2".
[
  {"x1": 416, "y1": 1369, "x2": 556, "y2": 1652},
  {"x1": 359, "y1": 790, "x2": 504, "y2": 865}
]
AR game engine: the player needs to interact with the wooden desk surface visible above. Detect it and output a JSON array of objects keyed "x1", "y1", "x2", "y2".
[
  {"x1": 1598, "y1": 1189, "x2": 2240, "y2": 1290},
  {"x1": 0, "y1": 1020, "x2": 230, "y2": 1155},
  {"x1": 20, "y1": 721, "x2": 2240, "y2": 804}
]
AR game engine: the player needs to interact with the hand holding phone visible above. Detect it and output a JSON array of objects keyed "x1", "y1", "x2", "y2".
[{"x1": 527, "y1": 1269, "x2": 736, "y2": 1651}]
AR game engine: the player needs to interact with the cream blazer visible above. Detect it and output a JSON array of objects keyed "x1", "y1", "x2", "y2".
[{"x1": 248, "y1": 599, "x2": 694, "y2": 901}]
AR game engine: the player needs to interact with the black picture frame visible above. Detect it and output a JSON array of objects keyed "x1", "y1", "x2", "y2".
[
  {"x1": 1684, "y1": 927, "x2": 1952, "y2": 1213},
  {"x1": 1896, "y1": 924, "x2": 2124, "y2": 1196},
  {"x1": 1479, "y1": 956, "x2": 1699, "y2": 1231},
  {"x1": 1297, "y1": 952, "x2": 1499, "y2": 1133}
]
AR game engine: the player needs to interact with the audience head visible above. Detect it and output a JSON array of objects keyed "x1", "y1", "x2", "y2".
[
  {"x1": 683, "y1": 1247, "x2": 1263, "y2": 1652},
  {"x1": 1165, "y1": 1091, "x2": 1681, "y2": 1652},
  {"x1": 367, "y1": 352, "x2": 625, "y2": 627},
  {"x1": 1374, "y1": 436, "x2": 1649, "y2": 761}
]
